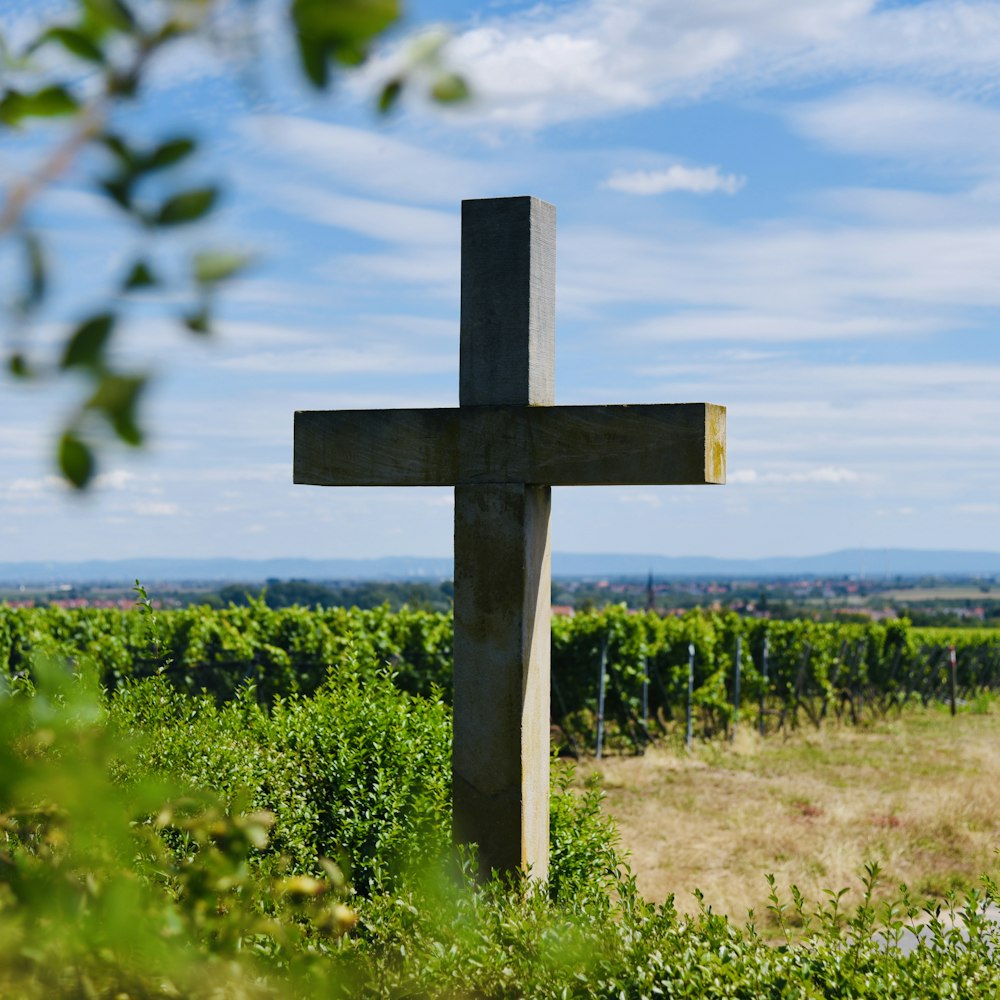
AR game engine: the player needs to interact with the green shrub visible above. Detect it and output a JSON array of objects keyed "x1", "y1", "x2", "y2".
[
  {"x1": 1, "y1": 662, "x2": 999, "y2": 998},
  {"x1": 109, "y1": 663, "x2": 454, "y2": 895},
  {"x1": 0, "y1": 659, "x2": 355, "y2": 998},
  {"x1": 109, "y1": 659, "x2": 629, "y2": 904}
]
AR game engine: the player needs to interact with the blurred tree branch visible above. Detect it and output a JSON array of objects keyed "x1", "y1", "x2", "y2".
[{"x1": 0, "y1": 0, "x2": 466, "y2": 488}]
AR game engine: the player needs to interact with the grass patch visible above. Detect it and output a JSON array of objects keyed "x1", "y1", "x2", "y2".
[{"x1": 581, "y1": 702, "x2": 1000, "y2": 921}]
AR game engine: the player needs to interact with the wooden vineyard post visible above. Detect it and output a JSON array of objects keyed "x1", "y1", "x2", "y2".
[
  {"x1": 596, "y1": 635, "x2": 608, "y2": 760},
  {"x1": 641, "y1": 653, "x2": 650, "y2": 745},
  {"x1": 855, "y1": 639, "x2": 867, "y2": 723},
  {"x1": 949, "y1": 645, "x2": 958, "y2": 717},
  {"x1": 731, "y1": 634, "x2": 742, "y2": 741},
  {"x1": 686, "y1": 642, "x2": 695, "y2": 750},
  {"x1": 792, "y1": 643, "x2": 810, "y2": 730},
  {"x1": 759, "y1": 633, "x2": 769, "y2": 737}
]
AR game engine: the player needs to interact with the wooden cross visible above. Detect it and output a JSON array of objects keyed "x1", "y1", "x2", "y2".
[{"x1": 294, "y1": 196, "x2": 726, "y2": 880}]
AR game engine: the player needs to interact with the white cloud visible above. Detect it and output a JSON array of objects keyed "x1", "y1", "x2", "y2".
[
  {"x1": 132, "y1": 501, "x2": 180, "y2": 516},
  {"x1": 241, "y1": 117, "x2": 507, "y2": 203},
  {"x1": 330, "y1": 246, "x2": 459, "y2": 295},
  {"x1": 627, "y1": 312, "x2": 931, "y2": 343},
  {"x1": 215, "y1": 343, "x2": 453, "y2": 376},
  {"x1": 1, "y1": 475, "x2": 64, "y2": 498},
  {"x1": 605, "y1": 165, "x2": 745, "y2": 196},
  {"x1": 268, "y1": 187, "x2": 458, "y2": 247},
  {"x1": 789, "y1": 87, "x2": 1000, "y2": 176},
  {"x1": 397, "y1": 0, "x2": 1000, "y2": 130},
  {"x1": 214, "y1": 321, "x2": 326, "y2": 348},
  {"x1": 559, "y1": 209, "x2": 1000, "y2": 328},
  {"x1": 93, "y1": 469, "x2": 136, "y2": 491},
  {"x1": 617, "y1": 491, "x2": 662, "y2": 507},
  {"x1": 730, "y1": 467, "x2": 861, "y2": 485}
]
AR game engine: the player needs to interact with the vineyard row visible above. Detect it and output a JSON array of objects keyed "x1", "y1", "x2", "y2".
[{"x1": 2, "y1": 603, "x2": 998, "y2": 749}]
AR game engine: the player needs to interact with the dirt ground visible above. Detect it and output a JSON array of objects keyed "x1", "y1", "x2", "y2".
[{"x1": 575, "y1": 705, "x2": 1000, "y2": 920}]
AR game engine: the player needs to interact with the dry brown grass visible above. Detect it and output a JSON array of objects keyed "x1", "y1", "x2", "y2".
[{"x1": 576, "y1": 702, "x2": 1000, "y2": 921}]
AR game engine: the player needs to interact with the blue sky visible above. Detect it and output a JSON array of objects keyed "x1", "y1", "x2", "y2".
[{"x1": 2, "y1": 0, "x2": 999, "y2": 563}]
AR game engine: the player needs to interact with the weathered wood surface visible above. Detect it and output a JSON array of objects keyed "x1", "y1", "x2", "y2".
[
  {"x1": 453, "y1": 483, "x2": 551, "y2": 879},
  {"x1": 460, "y1": 197, "x2": 555, "y2": 407},
  {"x1": 292, "y1": 194, "x2": 727, "y2": 880},
  {"x1": 293, "y1": 402, "x2": 726, "y2": 487},
  {"x1": 454, "y1": 197, "x2": 554, "y2": 879}
]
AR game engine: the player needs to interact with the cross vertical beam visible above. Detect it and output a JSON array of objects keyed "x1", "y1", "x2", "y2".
[{"x1": 453, "y1": 197, "x2": 554, "y2": 878}]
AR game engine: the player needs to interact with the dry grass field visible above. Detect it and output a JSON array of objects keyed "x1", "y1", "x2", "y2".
[{"x1": 577, "y1": 702, "x2": 1000, "y2": 922}]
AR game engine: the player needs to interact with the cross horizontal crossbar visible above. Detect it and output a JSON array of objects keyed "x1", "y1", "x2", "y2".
[{"x1": 294, "y1": 402, "x2": 725, "y2": 487}]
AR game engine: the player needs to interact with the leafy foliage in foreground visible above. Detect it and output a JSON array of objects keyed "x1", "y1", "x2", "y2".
[
  {"x1": 1, "y1": 663, "x2": 999, "y2": 997},
  {"x1": 342, "y1": 871, "x2": 1000, "y2": 999},
  {"x1": 0, "y1": 660, "x2": 356, "y2": 998},
  {"x1": 2, "y1": 0, "x2": 467, "y2": 487}
]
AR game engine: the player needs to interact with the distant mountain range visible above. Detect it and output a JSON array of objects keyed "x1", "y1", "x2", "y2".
[{"x1": 2, "y1": 549, "x2": 1000, "y2": 585}]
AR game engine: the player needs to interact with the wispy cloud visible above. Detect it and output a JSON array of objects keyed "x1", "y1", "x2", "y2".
[
  {"x1": 789, "y1": 87, "x2": 1000, "y2": 177},
  {"x1": 956, "y1": 503, "x2": 1000, "y2": 514},
  {"x1": 215, "y1": 344, "x2": 454, "y2": 376},
  {"x1": 412, "y1": 0, "x2": 1000, "y2": 130},
  {"x1": 267, "y1": 186, "x2": 458, "y2": 246},
  {"x1": 604, "y1": 165, "x2": 745, "y2": 196},
  {"x1": 559, "y1": 209, "x2": 1000, "y2": 328},
  {"x1": 626, "y1": 312, "x2": 930, "y2": 343},
  {"x1": 240, "y1": 116, "x2": 508, "y2": 203},
  {"x1": 132, "y1": 501, "x2": 180, "y2": 517},
  {"x1": 730, "y1": 466, "x2": 862, "y2": 485}
]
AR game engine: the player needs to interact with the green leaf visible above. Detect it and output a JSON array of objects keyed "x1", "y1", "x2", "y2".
[
  {"x1": 7, "y1": 352, "x2": 31, "y2": 378},
  {"x1": 86, "y1": 373, "x2": 146, "y2": 446},
  {"x1": 156, "y1": 187, "x2": 218, "y2": 226},
  {"x1": 193, "y1": 251, "x2": 251, "y2": 286},
  {"x1": 292, "y1": 0, "x2": 399, "y2": 42},
  {"x1": 378, "y1": 78, "x2": 402, "y2": 114},
  {"x1": 144, "y1": 137, "x2": 196, "y2": 172},
  {"x1": 81, "y1": 0, "x2": 136, "y2": 35},
  {"x1": 0, "y1": 85, "x2": 80, "y2": 125},
  {"x1": 38, "y1": 27, "x2": 105, "y2": 64},
  {"x1": 295, "y1": 35, "x2": 329, "y2": 88},
  {"x1": 61, "y1": 313, "x2": 115, "y2": 370},
  {"x1": 111, "y1": 407, "x2": 143, "y2": 446},
  {"x1": 292, "y1": 0, "x2": 399, "y2": 80},
  {"x1": 100, "y1": 133, "x2": 137, "y2": 168},
  {"x1": 333, "y1": 41, "x2": 367, "y2": 68},
  {"x1": 123, "y1": 259, "x2": 157, "y2": 290},
  {"x1": 184, "y1": 308, "x2": 211, "y2": 335},
  {"x1": 99, "y1": 175, "x2": 133, "y2": 210},
  {"x1": 59, "y1": 431, "x2": 95, "y2": 489},
  {"x1": 430, "y1": 73, "x2": 469, "y2": 104}
]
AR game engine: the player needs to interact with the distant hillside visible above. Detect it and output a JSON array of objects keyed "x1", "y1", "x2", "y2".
[
  {"x1": 554, "y1": 549, "x2": 1000, "y2": 579},
  {"x1": 1, "y1": 549, "x2": 999, "y2": 585},
  {"x1": 0, "y1": 557, "x2": 453, "y2": 586}
]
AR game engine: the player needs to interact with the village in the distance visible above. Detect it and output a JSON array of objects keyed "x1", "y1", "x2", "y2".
[{"x1": 3, "y1": 571, "x2": 998, "y2": 629}]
